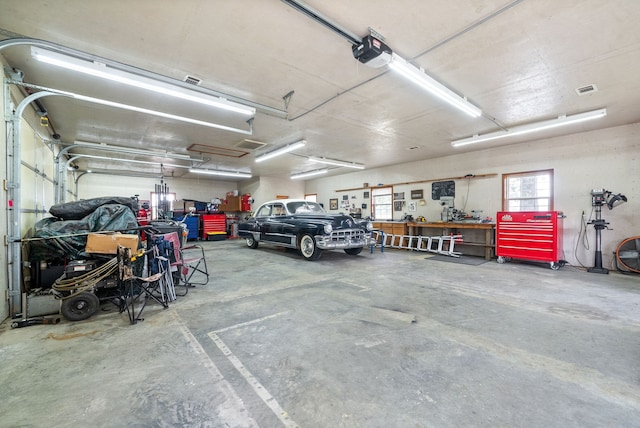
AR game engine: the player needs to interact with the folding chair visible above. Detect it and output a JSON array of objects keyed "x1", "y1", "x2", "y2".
[
  {"x1": 117, "y1": 246, "x2": 169, "y2": 325},
  {"x1": 148, "y1": 232, "x2": 209, "y2": 296}
]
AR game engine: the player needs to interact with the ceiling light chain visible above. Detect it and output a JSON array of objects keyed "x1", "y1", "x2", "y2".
[{"x1": 282, "y1": 90, "x2": 295, "y2": 110}]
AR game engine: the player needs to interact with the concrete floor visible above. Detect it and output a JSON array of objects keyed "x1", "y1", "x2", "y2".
[{"x1": 1, "y1": 239, "x2": 640, "y2": 427}]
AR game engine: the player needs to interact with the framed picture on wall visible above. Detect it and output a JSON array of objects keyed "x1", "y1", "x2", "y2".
[
  {"x1": 363, "y1": 191, "x2": 370, "y2": 198},
  {"x1": 394, "y1": 200, "x2": 403, "y2": 211},
  {"x1": 408, "y1": 201, "x2": 417, "y2": 212},
  {"x1": 329, "y1": 198, "x2": 338, "y2": 210}
]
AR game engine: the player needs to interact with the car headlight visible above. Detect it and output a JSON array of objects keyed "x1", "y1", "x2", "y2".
[
  {"x1": 323, "y1": 224, "x2": 333, "y2": 234},
  {"x1": 365, "y1": 221, "x2": 373, "y2": 231}
]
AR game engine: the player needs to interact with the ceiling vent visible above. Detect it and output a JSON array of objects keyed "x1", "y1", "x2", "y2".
[
  {"x1": 575, "y1": 84, "x2": 598, "y2": 96},
  {"x1": 184, "y1": 75, "x2": 202, "y2": 86},
  {"x1": 234, "y1": 139, "x2": 267, "y2": 151}
]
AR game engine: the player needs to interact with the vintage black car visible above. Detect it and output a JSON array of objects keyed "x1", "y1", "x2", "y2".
[{"x1": 238, "y1": 199, "x2": 376, "y2": 260}]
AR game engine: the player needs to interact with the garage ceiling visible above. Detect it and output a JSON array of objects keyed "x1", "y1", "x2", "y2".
[{"x1": 1, "y1": 0, "x2": 639, "y2": 181}]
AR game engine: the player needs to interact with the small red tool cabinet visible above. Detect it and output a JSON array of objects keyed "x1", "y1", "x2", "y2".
[
  {"x1": 201, "y1": 213, "x2": 227, "y2": 240},
  {"x1": 496, "y1": 211, "x2": 566, "y2": 269}
]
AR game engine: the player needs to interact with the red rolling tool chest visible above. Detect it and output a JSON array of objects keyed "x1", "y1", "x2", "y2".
[
  {"x1": 201, "y1": 213, "x2": 227, "y2": 240},
  {"x1": 496, "y1": 211, "x2": 566, "y2": 269}
]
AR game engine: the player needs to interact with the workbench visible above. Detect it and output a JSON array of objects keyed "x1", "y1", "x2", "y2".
[{"x1": 407, "y1": 222, "x2": 496, "y2": 260}]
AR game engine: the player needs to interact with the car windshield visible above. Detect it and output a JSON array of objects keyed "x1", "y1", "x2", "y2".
[{"x1": 286, "y1": 201, "x2": 325, "y2": 214}]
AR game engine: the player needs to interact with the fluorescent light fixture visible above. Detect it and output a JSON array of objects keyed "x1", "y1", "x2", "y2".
[
  {"x1": 389, "y1": 53, "x2": 482, "y2": 118},
  {"x1": 59, "y1": 91, "x2": 252, "y2": 135},
  {"x1": 451, "y1": 108, "x2": 607, "y2": 147},
  {"x1": 291, "y1": 169, "x2": 328, "y2": 180},
  {"x1": 68, "y1": 154, "x2": 192, "y2": 169},
  {"x1": 255, "y1": 140, "x2": 306, "y2": 163},
  {"x1": 189, "y1": 168, "x2": 252, "y2": 178},
  {"x1": 74, "y1": 140, "x2": 205, "y2": 162},
  {"x1": 32, "y1": 47, "x2": 256, "y2": 116},
  {"x1": 308, "y1": 157, "x2": 365, "y2": 169}
]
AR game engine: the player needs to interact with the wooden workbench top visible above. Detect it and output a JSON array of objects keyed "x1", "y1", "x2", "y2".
[{"x1": 407, "y1": 222, "x2": 495, "y2": 229}]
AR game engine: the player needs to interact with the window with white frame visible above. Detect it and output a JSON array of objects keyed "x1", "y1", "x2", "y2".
[
  {"x1": 502, "y1": 169, "x2": 554, "y2": 211},
  {"x1": 150, "y1": 191, "x2": 176, "y2": 219},
  {"x1": 372, "y1": 187, "x2": 393, "y2": 220}
]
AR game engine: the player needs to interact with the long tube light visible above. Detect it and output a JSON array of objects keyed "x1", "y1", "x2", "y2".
[
  {"x1": 308, "y1": 157, "x2": 365, "y2": 169},
  {"x1": 255, "y1": 140, "x2": 306, "y2": 163},
  {"x1": 389, "y1": 53, "x2": 482, "y2": 118},
  {"x1": 67, "y1": 154, "x2": 193, "y2": 170},
  {"x1": 32, "y1": 47, "x2": 256, "y2": 116},
  {"x1": 74, "y1": 140, "x2": 205, "y2": 162},
  {"x1": 451, "y1": 108, "x2": 607, "y2": 147},
  {"x1": 189, "y1": 168, "x2": 252, "y2": 178},
  {"x1": 291, "y1": 168, "x2": 328, "y2": 180},
  {"x1": 62, "y1": 90, "x2": 252, "y2": 135}
]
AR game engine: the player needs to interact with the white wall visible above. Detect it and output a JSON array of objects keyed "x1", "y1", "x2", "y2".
[
  {"x1": 304, "y1": 123, "x2": 639, "y2": 269},
  {"x1": 240, "y1": 176, "x2": 305, "y2": 208},
  {"x1": 77, "y1": 174, "x2": 240, "y2": 206}
]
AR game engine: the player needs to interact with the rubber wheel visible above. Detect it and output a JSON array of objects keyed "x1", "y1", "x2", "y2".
[
  {"x1": 61, "y1": 292, "x2": 100, "y2": 321},
  {"x1": 344, "y1": 247, "x2": 363, "y2": 256},
  {"x1": 299, "y1": 234, "x2": 321, "y2": 261},
  {"x1": 246, "y1": 237, "x2": 259, "y2": 249},
  {"x1": 497, "y1": 256, "x2": 506, "y2": 264}
]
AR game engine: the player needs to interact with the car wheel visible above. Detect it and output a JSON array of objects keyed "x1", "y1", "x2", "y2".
[
  {"x1": 246, "y1": 236, "x2": 259, "y2": 249},
  {"x1": 61, "y1": 292, "x2": 100, "y2": 321},
  {"x1": 344, "y1": 247, "x2": 363, "y2": 256},
  {"x1": 299, "y1": 233, "x2": 321, "y2": 261}
]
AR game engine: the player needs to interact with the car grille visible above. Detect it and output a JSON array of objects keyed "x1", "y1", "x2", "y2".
[{"x1": 329, "y1": 229, "x2": 366, "y2": 242}]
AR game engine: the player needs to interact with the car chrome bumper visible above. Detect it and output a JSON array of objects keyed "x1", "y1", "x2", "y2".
[{"x1": 315, "y1": 234, "x2": 377, "y2": 250}]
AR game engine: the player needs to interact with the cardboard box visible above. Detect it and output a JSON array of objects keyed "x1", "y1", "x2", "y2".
[
  {"x1": 85, "y1": 233, "x2": 139, "y2": 255},
  {"x1": 174, "y1": 199, "x2": 196, "y2": 210}
]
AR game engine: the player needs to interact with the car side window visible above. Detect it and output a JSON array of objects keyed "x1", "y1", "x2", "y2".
[
  {"x1": 255, "y1": 205, "x2": 272, "y2": 217},
  {"x1": 273, "y1": 204, "x2": 286, "y2": 216}
]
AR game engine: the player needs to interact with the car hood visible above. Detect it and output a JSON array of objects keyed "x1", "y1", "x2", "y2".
[{"x1": 291, "y1": 213, "x2": 362, "y2": 228}]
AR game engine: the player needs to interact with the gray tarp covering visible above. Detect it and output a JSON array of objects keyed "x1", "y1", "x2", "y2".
[
  {"x1": 49, "y1": 196, "x2": 138, "y2": 220},
  {"x1": 28, "y1": 203, "x2": 140, "y2": 261}
]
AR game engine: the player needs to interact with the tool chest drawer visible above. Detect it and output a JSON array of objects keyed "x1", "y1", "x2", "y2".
[{"x1": 496, "y1": 211, "x2": 564, "y2": 267}]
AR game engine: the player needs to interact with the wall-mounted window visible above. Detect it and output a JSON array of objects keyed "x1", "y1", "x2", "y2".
[
  {"x1": 502, "y1": 169, "x2": 553, "y2": 211},
  {"x1": 372, "y1": 186, "x2": 393, "y2": 220},
  {"x1": 150, "y1": 191, "x2": 176, "y2": 219}
]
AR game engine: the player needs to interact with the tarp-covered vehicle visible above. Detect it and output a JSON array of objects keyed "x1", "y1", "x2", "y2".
[{"x1": 25, "y1": 196, "x2": 143, "y2": 321}]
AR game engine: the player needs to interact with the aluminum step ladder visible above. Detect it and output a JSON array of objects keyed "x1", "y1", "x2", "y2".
[{"x1": 417, "y1": 234, "x2": 463, "y2": 257}]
